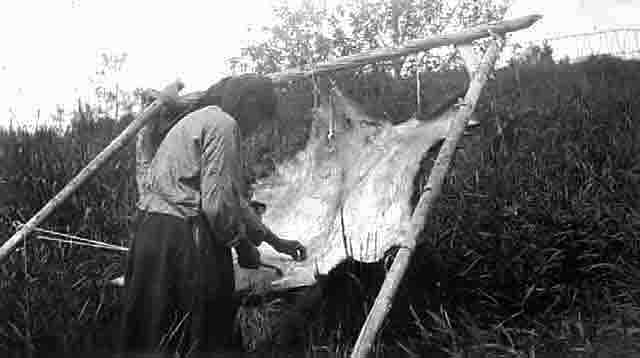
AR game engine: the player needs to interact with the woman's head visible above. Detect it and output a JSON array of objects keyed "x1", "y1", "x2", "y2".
[
  {"x1": 200, "y1": 74, "x2": 278, "y2": 136},
  {"x1": 154, "y1": 74, "x2": 279, "y2": 142}
]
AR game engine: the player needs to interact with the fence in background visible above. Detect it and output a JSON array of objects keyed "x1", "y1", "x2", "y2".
[{"x1": 505, "y1": 27, "x2": 640, "y2": 64}]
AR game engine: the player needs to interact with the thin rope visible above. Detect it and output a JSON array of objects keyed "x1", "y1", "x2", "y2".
[
  {"x1": 34, "y1": 227, "x2": 124, "y2": 250},
  {"x1": 327, "y1": 77, "x2": 339, "y2": 143},
  {"x1": 33, "y1": 235, "x2": 129, "y2": 252},
  {"x1": 13, "y1": 221, "x2": 128, "y2": 252},
  {"x1": 340, "y1": 206, "x2": 352, "y2": 258},
  {"x1": 416, "y1": 68, "x2": 422, "y2": 118},
  {"x1": 328, "y1": 89, "x2": 335, "y2": 141},
  {"x1": 309, "y1": 58, "x2": 320, "y2": 109}
]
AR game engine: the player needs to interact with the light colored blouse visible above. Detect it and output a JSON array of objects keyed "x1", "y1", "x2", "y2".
[{"x1": 138, "y1": 105, "x2": 267, "y2": 247}]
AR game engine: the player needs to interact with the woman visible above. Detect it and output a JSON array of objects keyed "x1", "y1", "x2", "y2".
[{"x1": 119, "y1": 74, "x2": 306, "y2": 355}]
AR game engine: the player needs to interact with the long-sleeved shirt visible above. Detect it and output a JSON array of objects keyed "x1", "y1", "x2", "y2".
[{"x1": 137, "y1": 105, "x2": 272, "y2": 248}]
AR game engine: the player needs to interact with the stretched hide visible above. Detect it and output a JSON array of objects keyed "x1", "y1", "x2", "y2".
[{"x1": 234, "y1": 88, "x2": 472, "y2": 294}]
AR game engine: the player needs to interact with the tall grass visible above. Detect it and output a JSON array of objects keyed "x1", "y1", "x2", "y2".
[
  {"x1": 0, "y1": 114, "x2": 135, "y2": 356},
  {"x1": 1, "y1": 55, "x2": 640, "y2": 357}
]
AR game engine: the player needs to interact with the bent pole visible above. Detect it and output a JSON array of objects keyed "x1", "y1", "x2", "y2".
[
  {"x1": 0, "y1": 81, "x2": 184, "y2": 264},
  {"x1": 268, "y1": 14, "x2": 542, "y2": 84},
  {"x1": 350, "y1": 33, "x2": 508, "y2": 358}
]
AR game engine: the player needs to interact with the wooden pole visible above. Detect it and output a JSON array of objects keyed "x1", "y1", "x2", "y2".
[
  {"x1": 268, "y1": 15, "x2": 541, "y2": 84},
  {"x1": 350, "y1": 35, "x2": 506, "y2": 358},
  {"x1": 142, "y1": 16, "x2": 540, "y2": 101},
  {"x1": 0, "y1": 81, "x2": 183, "y2": 264}
]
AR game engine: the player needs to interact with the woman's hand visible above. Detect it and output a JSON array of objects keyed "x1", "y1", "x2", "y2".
[{"x1": 271, "y1": 238, "x2": 307, "y2": 262}]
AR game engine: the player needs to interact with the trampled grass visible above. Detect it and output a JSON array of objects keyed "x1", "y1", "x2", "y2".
[{"x1": 1, "y1": 55, "x2": 639, "y2": 357}]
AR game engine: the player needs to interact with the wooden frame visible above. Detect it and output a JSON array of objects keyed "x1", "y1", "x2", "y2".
[
  {"x1": 350, "y1": 34, "x2": 507, "y2": 358},
  {"x1": 0, "y1": 17, "x2": 541, "y2": 357}
]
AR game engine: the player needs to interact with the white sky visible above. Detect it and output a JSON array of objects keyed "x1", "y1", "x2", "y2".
[
  {"x1": 1, "y1": 0, "x2": 639, "y2": 128},
  {"x1": 505, "y1": 0, "x2": 640, "y2": 41}
]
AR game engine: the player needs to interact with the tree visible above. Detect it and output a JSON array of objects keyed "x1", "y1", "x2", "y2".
[
  {"x1": 510, "y1": 41, "x2": 555, "y2": 66},
  {"x1": 238, "y1": 0, "x2": 512, "y2": 78},
  {"x1": 88, "y1": 50, "x2": 136, "y2": 121},
  {"x1": 237, "y1": 0, "x2": 338, "y2": 74}
]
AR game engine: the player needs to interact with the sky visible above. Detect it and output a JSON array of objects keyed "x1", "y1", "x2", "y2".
[
  {"x1": 506, "y1": 0, "x2": 639, "y2": 40},
  {"x1": 1, "y1": 0, "x2": 639, "y2": 128}
]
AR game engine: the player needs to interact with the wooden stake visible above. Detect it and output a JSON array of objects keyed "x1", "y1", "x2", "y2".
[
  {"x1": 350, "y1": 35, "x2": 506, "y2": 358},
  {"x1": 0, "y1": 80, "x2": 183, "y2": 263}
]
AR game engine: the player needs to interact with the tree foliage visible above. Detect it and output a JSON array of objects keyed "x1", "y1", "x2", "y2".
[
  {"x1": 237, "y1": 0, "x2": 512, "y2": 77},
  {"x1": 510, "y1": 41, "x2": 555, "y2": 66},
  {"x1": 86, "y1": 50, "x2": 139, "y2": 122}
]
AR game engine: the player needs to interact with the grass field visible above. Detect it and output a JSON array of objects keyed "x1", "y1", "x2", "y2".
[{"x1": 1, "y1": 55, "x2": 640, "y2": 357}]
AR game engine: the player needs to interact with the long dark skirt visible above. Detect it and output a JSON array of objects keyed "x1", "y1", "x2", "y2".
[{"x1": 118, "y1": 212, "x2": 237, "y2": 355}]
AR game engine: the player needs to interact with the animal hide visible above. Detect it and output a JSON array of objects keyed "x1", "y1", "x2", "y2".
[{"x1": 234, "y1": 87, "x2": 472, "y2": 294}]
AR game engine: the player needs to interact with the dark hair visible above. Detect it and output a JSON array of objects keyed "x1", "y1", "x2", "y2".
[
  {"x1": 204, "y1": 74, "x2": 278, "y2": 134},
  {"x1": 156, "y1": 74, "x2": 278, "y2": 141},
  {"x1": 196, "y1": 76, "x2": 231, "y2": 108}
]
